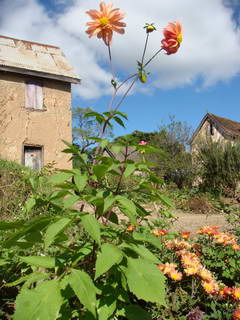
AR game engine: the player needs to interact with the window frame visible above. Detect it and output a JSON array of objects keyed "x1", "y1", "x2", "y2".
[
  {"x1": 25, "y1": 80, "x2": 45, "y2": 110},
  {"x1": 22, "y1": 144, "x2": 44, "y2": 171}
]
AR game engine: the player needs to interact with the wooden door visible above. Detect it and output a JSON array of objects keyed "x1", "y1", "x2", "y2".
[{"x1": 24, "y1": 147, "x2": 42, "y2": 171}]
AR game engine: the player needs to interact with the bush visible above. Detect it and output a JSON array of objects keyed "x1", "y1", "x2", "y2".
[
  {"x1": 198, "y1": 141, "x2": 240, "y2": 194},
  {"x1": 0, "y1": 159, "x2": 53, "y2": 219}
]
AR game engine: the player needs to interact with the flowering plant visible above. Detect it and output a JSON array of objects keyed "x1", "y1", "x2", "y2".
[{"x1": 0, "y1": 3, "x2": 185, "y2": 320}]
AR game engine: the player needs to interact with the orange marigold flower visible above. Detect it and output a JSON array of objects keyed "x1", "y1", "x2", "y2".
[
  {"x1": 86, "y1": 2, "x2": 126, "y2": 46},
  {"x1": 161, "y1": 21, "x2": 183, "y2": 55},
  {"x1": 157, "y1": 262, "x2": 177, "y2": 274},
  {"x1": 126, "y1": 225, "x2": 136, "y2": 232},
  {"x1": 198, "y1": 267, "x2": 214, "y2": 282},
  {"x1": 202, "y1": 280, "x2": 219, "y2": 295},
  {"x1": 232, "y1": 287, "x2": 240, "y2": 301},
  {"x1": 169, "y1": 271, "x2": 183, "y2": 281},
  {"x1": 165, "y1": 239, "x2": 192, "y2": 250},
  {"x1": 219, "y1": 286, "x2": 232, "y2": 298},
  {"x1": 232, "y1": 243, "x2": 240, "y2": 251},
  {"x1": 233, "y1": 309, "x2": 240, "y2": 320},
  {"x1": 152, "y1": 229, "x2": 168, "y2": 236},
  {"x1": 196, "y1": 226, "x2": 220, "y2": 236},
  {"x1": 180, "y1": 232, "x2": 191, "y2": 239},
  {"x1": 184, "y1": 266, "x2": 199, "y2": 276}
]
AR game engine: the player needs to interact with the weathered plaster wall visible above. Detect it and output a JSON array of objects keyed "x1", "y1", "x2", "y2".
[
  {"x1": 0, "y1": 71, "x2": 72, "y2": 169},
  {"x1": 191, "y1": 120, "x2": 225, "y2": 154}
]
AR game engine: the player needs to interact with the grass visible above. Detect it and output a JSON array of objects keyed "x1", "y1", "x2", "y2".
[{"x1": 0, "y1": 159, "x2": 52, "y2": 220}]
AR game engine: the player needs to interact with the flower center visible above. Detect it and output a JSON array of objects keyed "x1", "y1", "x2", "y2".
[
  {"x1": 99, "y1": 17, "x2": 110, "y2": 26},
  {"x1": 177, "y1": 33, "x2": 183, "y2": 44}
]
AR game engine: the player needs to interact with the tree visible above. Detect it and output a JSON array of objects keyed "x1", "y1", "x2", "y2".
[{"x1": 73, "y1": 107, "x2": 113, "y2": 152}]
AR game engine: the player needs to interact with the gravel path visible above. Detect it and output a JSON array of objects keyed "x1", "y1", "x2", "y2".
[{"x1": 170, "y1": 210, "x2": 231, "y2": 232}]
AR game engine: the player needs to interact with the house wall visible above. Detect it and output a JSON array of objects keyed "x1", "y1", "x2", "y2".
[
  {"x1": 0, "y1": 71, "x2": 72, "y2": 169},
  {"x1": 191, "y1": 120, "x2": 225, "y2": 153}
]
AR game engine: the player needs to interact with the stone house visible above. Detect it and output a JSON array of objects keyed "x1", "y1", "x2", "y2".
[
  {"x1": 190, "y1": 113, "x2": 240, "y2": 153},
  {"x1": 0, "y1": 35, "x2": 80, "y2": 170}
]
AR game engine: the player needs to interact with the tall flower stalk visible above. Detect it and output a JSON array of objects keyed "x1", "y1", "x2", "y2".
[{"x1": 85, "y1": 1, "x2": 183, "y2": 144}]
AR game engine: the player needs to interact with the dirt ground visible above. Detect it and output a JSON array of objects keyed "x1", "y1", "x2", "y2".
[{"x1": 169, "y1": 210, "x2": 231, "y2": 232}]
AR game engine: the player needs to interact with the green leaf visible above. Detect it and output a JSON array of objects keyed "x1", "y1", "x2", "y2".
[
  {"x1": 116, "y1": 196, "x2": 137, "y2": 224},
  {"x1": 0, "y1": 220, "x2": 24, "y2": 230},
  {"x1": 20, "y1": 256, "x2": 56, "y2": 268},
  {"x1": 124, "y1": 258, "x2": 166, "y2": 304},
  {"x1": 3, "y1": 217, "x2": 53, "y2": 248},
  {"x1": 25, "y1": 197, "x2": 36, "y2": 213},
  {"x1": 74, "y1": 172, "x2": 88, "y2": 192},
  {"x1": 81, "y1": 213, "x2": 101, "y2": 244},
  {"x1": 133, "y1": 231, "x2": 163, "y2": 249},
  {"x1": 0, "y1": 259, "x2": 8, "y2": 266},
  {"x1": 13, "y1": 280, "x2": 62, "y2": 320},
  {"x1": 116, "y1": 196, "x2": 137, "y2": 215},
  {"x1": 122, "y1": 243, "x2": 160, "y2": 264},
  {"x1": 49, "y1": 171, "x2": 73, "y2": 184},
  {"x1": 93, "y1": 164, "x2": 109, "y2": 180},
  {"x1": 63, "y1": 194, "x2": 79, "y2": 209},
  {"x1": 124, "y1": 163, "x2": 136, "y2": 178},
  {"x1": 69, "y1": 269, "x2": 97, "y2": 317},
  {"x1": 100, "y1": 139, "x2": 109, "y2": 148},
  {"x1": 6, "y1": 272, "x2": 49, "y2": 289},
  {"x1": 97, "y1": 296, "x2": 117, "y2": 320},
  {"x1": 95, "y1": 243, "x2": 123, "y2": 279},
  {"x1": 158, "y1": 194, "x2": 174, "y2": 208},
  {"x1": 113, "y1": 116, "x2": 125, "y2": 128},
  {"x1": 103, "y1": 195, "x2": 116, "y2": 213},
  {"x1": 124, "y1": 305, "x2": 151, "y2": 320},
  {"x1": 114, "y1": 111, "x2": 128, "y2": 120},
  {"x1": 44, "y1": 217, "x2": 71, "y2": 249}
]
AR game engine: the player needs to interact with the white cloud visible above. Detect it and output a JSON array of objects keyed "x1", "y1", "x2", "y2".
[{"x1": 1, "y1": 0, "x2": 240, "y2": 99}]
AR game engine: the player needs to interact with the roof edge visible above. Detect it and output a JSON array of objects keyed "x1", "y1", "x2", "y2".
[
  {"x1": 0, "y1": 34, "x2": 59, "y2": 49},
  {"x1": 190, "y1": 113, "x2": 209, "y2": 145},
  {"x1": 0, "y1": 65, "x2": 80, "y2": 84}
]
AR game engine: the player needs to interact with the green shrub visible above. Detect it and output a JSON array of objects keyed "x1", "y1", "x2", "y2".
[{"x1": 198, "y1": 141, "x2": 240, "y2": 194}]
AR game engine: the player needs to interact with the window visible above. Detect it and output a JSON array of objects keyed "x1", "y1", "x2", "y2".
[
  {"x1": 23, "y1": 145, "x2": 43, "y2": 171},
  {"x1": 206, "y1": 122, "x2": 214, "y2": 136},
  {"x1": 25, "y1": 81, "x2": 43, "y2": 109}
]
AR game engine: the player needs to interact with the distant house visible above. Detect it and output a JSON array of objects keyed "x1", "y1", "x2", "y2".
[
  {"x1": 0, "y1": 35, "x2": 80, "y2": 170},
  {"x1": 190, "y1": 113, "x2": 240, "y2": 153}
]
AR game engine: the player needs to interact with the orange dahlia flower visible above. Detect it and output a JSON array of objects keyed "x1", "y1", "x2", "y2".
[
  {"x1": 161, "y1": 21, "x2": 183, "y2": 55},
  {"x1": 86, "y1": 2, "x2": 126, "y2": 46}
]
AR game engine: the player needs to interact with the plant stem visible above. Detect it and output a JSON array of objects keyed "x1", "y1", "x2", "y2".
[
  {"x1": 113, "y1": 76, "x2": 138, "y2": 112},
  {"x1": 144, "y1": 48, "x2": 163, "y2": 68},
  {"x1": 141, "y1": 33, "x2": 149, "y2": 65},
  {"x1": 108, "y1": 44, "x2": 115, "y2": 80}
]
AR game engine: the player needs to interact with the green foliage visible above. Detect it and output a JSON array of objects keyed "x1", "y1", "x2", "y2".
[
  {"x1": 114, "y1": 116, "x2": 194, "y2": 189},
  {"x1": 13, "y1": 279, "x2": 62, "y2": 320},
  {"x1": 198, "y1": 140, "x2": 240, "y2": 194},
  {"x1": 0, "y1": 139, "x2": 171, "y2": 319}
]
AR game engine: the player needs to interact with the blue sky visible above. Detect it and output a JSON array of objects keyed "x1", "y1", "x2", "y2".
[{"x1": 1, "y1": 0, "x2": 240, "y2": 138}]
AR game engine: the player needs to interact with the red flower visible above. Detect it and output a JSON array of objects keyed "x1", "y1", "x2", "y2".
[
  {"x1": 180, "y1": 232, "x2": 191, "y2": 239},
  {"x1": 161, "y1": 21, "x2": 183, "y2": 55}
]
